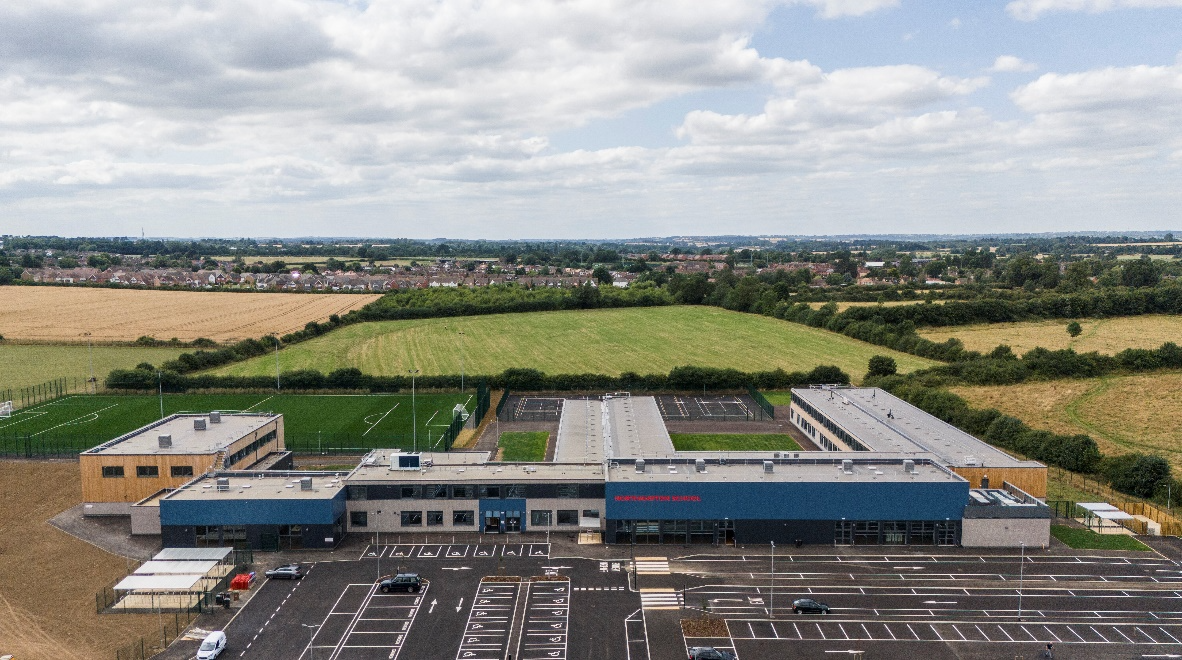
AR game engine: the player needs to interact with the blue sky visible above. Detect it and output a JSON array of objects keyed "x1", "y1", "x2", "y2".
[{"x1": 1, "y1": 0, "x2": 1180, "y2": 239}]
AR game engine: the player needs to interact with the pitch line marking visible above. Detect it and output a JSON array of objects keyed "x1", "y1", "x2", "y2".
[
  {"x1": 363, "y1": 403, "x2": 400, "y2": 436},
  {"x1": 31, "y1": 403, "x2": 119, "y2": 437}
]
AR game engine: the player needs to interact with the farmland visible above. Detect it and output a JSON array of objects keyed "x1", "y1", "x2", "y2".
[
  {"x1": 952, "y1": 371, "x2": 1182, "y2": 469},
  {"x1": 0, "y1": 392, "x2": 474, "y2": 455},
  {"x1": 0, "y1": 286, "x2": 379, "y2": 342},
  {"x1": 212, "y1": 306, "x2": 934, "y2": 382},
  {"x1": 0, "y1": 344, "x2": 187, "y2": 392},
  {"x1": 918, "y1": 314, "x2": 1182, "y2": 355}
]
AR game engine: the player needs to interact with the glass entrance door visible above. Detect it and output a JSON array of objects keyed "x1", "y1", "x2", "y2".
[
  {"x1": 505, "y1": 511, "x2": 522, "y2": 533},
  {"x1": 484, "y1": 513, "x2": 502, "y2": 533}
]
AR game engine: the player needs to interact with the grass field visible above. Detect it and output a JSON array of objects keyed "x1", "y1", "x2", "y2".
[
  {"x1": 0, "y1": 461, "x2": 161, "y2": 659},
  {"x1": 497, "y1": 431, "x2": 549, "y2": 461},
  {"x1": 952, "y1": 371, "x2": 1182, "y2": 469},
  {"x1": 0, "y1": 286, "x2": 378, "y2": 342},
  {"x1": 211, "y1": 306, "x2": 934, "y2": 382},
  {"x1": 0, "y1": 344, "x2": 188, "y2": 392},
  {"x1": 760, "y1": 391, "x2": 794, "y2": 406},
  {"x1": 807, "y1": 300, "x2": 944, "y2": 312},
  {"x1": 669, "y1": 433, "x2": 802, "y2": 452},
  {"x1": 0, "y1": 392, "x2": 474, "y2": 454},
  {"x1": 918, "y1": 314, "x2": 1182, "y2": 355},
  {"x1": 1050, "y1": 525, "x2": 1151, "y2": 551}
]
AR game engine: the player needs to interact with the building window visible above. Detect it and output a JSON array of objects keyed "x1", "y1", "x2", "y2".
[
  {"x1": 425, "y1": 485, "x2": 447, "y2": 499},
  {"x1": 170, "y1": 465, "x2": 194, "y2": 478},
  {"x1": 400, "y1": 485, "x2": 421, "y2": 499},
  {"x1": 582, "y1": 509, "x2": 600, "y2": 519},
  {"x1": 450, "y1": 485, "x2": 474, "y2": 499},
  {"x1": 453, "y1": 510, "x2": 474, "y2": 526},
  {"x1": 101, "y1": 466, "x2": 124, "y2": 478},
  {"x1": 350, "y1": 511, "x2": 368, "y2": 527},
  {"x1": 531, "y1": 510, "x2": 552, "y2": 526},
  {"x1": 556, "y1": 484, "x2": 578, "y2": 498},
  {"x1": 505, "y1": 484, "x2": 526, "y2": 498},
  {"x1": 347, "y1": 485, "x2": 368, "y2": 500},
  {"x1": 556, "y1": 510, "x2": 578, "y2": 525},
  {"x1": 426, "y1": 511, "x2": 444, "y2": 526},
  {"x1": 479, "y1": 485, "x2": 501, "y2": 498},
  {"x1": 136, "y1": 465, "x2": 159, "y2": 478},
  {"x1": 401, "y1": 511, "x2": 423, "y2": 526}
]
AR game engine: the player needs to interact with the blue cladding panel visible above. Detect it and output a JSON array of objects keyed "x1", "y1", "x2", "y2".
[
  {"x1": 606, "y1": 480, "x2": 968, "y2": 521},
  {"x1": 162, "y1": 489, "x2": 346, "y2": 526}
]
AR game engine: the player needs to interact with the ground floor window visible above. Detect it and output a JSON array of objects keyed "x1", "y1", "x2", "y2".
[
  {"x1": 426, "y1": 511, "x2": 444, "y2": 526},
  {"x1": 401, "y1": 511, "x2": 422, "y2": 527},
  {"x1": 556, "y1": 510, "x2": 578, "y2": 526},
  {"x1": 453, "y1": 510, "x2": 474, "y2": 525},
  {"x1": 351, "y1": 511, "x2": 368, "y2": 527},
  {"x1": 531, "y1": 510, "x2": 552, "y2": 526}
]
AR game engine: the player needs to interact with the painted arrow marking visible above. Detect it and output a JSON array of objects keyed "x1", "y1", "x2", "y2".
[
  {"x1": 456, "y1": 597, "x2": 465, "y2": 612},
  {"x1": 429, "y1": 599, "x2": 437, "y2": 613}
]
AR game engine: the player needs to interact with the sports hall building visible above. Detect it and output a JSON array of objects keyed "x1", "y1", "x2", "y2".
[{"x1": 144, "y1": 388, "x2": 1050, "y2": 550}]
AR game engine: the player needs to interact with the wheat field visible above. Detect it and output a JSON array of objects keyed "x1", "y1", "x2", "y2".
[
  {"x1": 919, "y1": 315, "x2": 1182, "y2": 356},
  {"x1": 0, "y1": 286, "x2": 379, "y2": 343}
]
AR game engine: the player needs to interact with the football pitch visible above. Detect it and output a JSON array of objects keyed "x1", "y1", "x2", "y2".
[{"x1": 0, "y1": 392, "x2": 474, "y2": 455}]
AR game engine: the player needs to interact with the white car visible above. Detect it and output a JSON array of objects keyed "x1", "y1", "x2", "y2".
[{"x1": 197, "y1": 630, "x2": 227, "y2": 659}]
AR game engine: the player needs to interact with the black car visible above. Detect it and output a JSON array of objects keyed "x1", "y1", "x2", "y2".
[
  {"x1": 792, "y1": 598, "x2": 830, "y2": 614},
  {"x1": 688, "y1": 647, "x2": 735, "y2": 660},
  {"x1": 379, "y1": 573, "x2": 423, "y2": 593},
  {"x1": 264, "y1": 564, "x2": 303, "y2": 580}
]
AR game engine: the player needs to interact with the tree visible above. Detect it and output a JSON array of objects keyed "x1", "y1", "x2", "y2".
[
  {"x1": 1122, "y1": 258, "x2": 1159, "y2": 288},
  {"x1": 592, "y1": 265, "x2": 612, "y2": 285},
  {"x1": 866, "y1": 355, "x2": 898, "y2": 379},
  {"x1": 1066, "y1": 321, "x2": 1082, "y2": 337}
]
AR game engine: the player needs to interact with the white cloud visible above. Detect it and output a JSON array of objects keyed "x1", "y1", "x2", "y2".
[
  {"x1": 1006, "y1": 0, "x2": 1182, "y2": 21},
  {"x1": 948, "y1": 17, "x2": 962, "y2": 29},
  {"x1": 792, "y1": 0, "x2": 900, "y2": 18},
  {"x1": 991, "y1": 55, "x2": 1038, "y2": 72}
]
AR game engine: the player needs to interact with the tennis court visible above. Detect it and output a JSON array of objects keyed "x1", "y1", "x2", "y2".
[{"x1": 654, "y1": 394, "x2": 767, "y2": 421}]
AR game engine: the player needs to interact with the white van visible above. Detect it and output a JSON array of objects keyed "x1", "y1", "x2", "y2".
[{"x1": 196, "y1": 631, "x2": 227, "y2": 659}]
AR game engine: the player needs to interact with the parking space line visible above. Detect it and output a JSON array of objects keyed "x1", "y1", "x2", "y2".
[
  {"x1": 1090, "y1": 626, "x2": 1110, "y2": 642},
  {"x1": 1113, "y1": 627, "x2": 1136, "y2": 643},
  {"x1": 1137, "y1": 626, "x2": 1159, "y2": 643},
  {"x1": 1161, "y1": 627, "x2": 1182, "y2": 643},
  {"x1": 1043, "y1": 625, "x2": 1061, "y2": 643}
]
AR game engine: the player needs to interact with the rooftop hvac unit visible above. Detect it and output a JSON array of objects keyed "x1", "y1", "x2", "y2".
[
  {"x1": 216, "y1": 477, "x2": 230, "y2": 491},
  {"x1": 763, "y1": 461, "x2": 774, "y2": 474},
  {"x1": 193, "y1": 419, "x2": 207, "y2": 431},
  {"x1": 635, "y1": 459, "x2": 645, "y2": 473},
  {"x1": 300, "y1": 477, "x2": 313, "y2": 491},
  {"x1": 841, "y1": 459, "x2": 854, "y2": 474},
  {"x1": 209, "y1": 412, "x2": 222, "y2": 424},
  {"x1": 903, "y1": 459, "x2": 916, "y2": 474},
  {"x1": 158, "y1": 434, "x2": 173, "y2": 448},
  {"x1": 695, "y1": 459, "x2": 706, "y2": 473},
  {"x1": 773, "y1": 452, "x2": 781, "y2": 459}
]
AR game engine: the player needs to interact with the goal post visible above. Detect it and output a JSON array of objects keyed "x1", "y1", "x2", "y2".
[{"x1": 0, "y1": 401, "x2": 12, "y2": 418}]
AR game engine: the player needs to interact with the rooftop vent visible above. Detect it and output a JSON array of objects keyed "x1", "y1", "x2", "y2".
[
  {"x1": 635, "y1": 459, "x2": 645, "y2": 473},
  {"x1": 695, "y1": 459, "x2": 706, "y2": 473},
  {"x1": 215, "y1": 477, "x2": 230, "y2": 491},
  {"x1": 903, "y1": 459, "x2": 916, "y2": 474},
  {"x1": 300, "y1": 477, "x2": 313, "y2": 491},
  {"x1": 763, "y1": 461, "x2": 774, "y2": 474},
  {"x1": 158, "y1": 434, "x2": 172, "y2": 448},
  {"x1": 193, "y1": 419, "x2": 207, "y2": 431},
  {"x1": 841, "y1": 459, "x2": 854, "y2": 474},
  {"x1": 209, "y1": 412, "x2": 222, "y2": 424},
  {"x1": 964, "y1": 455, "x2": 980, "y2": 467}
]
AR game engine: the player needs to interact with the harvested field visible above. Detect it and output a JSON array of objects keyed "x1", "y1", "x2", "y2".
[
  {"x1": 0, "y1": 344, "x2": 187, "y2": 391},
  {"x1": 918, "y1": 314, "x2": 1182, "y2": 355},
  {"x1": 0, "y1": 461, "x2": 158, "y2": 659},
  {"x1": 213, "y1": 306, "x2": 934, "y2": 382},
  {"x1": 0, "y1": 286, "x2": 379, "y2": 343},
  {"x1": 952, "y1": 371, "x2": 1182, "y2": 469},
  {"x1": 807, "y1": 299, "x2": 944, "y2": 312}
]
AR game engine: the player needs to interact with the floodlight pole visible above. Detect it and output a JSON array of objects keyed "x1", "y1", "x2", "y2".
[
  {"x1": 81, "y1": 332, "x2": 94, "y2": 394},
  {"x1": 1017, "y1": 542, "x2": 1025, "y2": 621},
  {"x1": 458, "y1": 331, "x2": 466, "y2": 392},
  {"x1": 409, "y1": 369, "x2": 419, "y2": 451},
  {"x1": 157, "y1": 370, "x2": 164, "y2": 419},
  {"x1": 770, "y1": 541, "x2": 775, "y2": 618},
  {"x1": 273, "y1": 336, "x2": 280, "y2": 392}
]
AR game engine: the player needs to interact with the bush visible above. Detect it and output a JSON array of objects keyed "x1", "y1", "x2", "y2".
[
  {"x1": 1067, "y1": 321, "x2": 1082, "y2": 337},
  {"x1": 1101, "y1": 453, "x2": 1172, "y2": 498},
  {"x1": 866, "y1": 355, "x2": 898, "y2": 379}
]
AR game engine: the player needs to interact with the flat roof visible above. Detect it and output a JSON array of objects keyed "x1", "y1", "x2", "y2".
[
  {"x1": 554, "y1": 399, "x2": 607, "y2": 463},
  {"x1": 791, "y1": 388, "x2": 1039, "y2": 469},
  {"x1": 348, "y1": 462, "x2": 605, "y2": 484},
  {"x1": 604, "y1": 396, "x2": 675, "y2": 458},
  {"x1": 115, "y1": 574, "x2": 206, "y2": 592},
  {"x1": 84, "y1": 413, "x2": 279, "y2": 456},
  {"x1": 608, "y1": 458, "x2": 964, "y2": 484},
  {"x1": 163, "y1": 472, "x2": 345, "y2": 502},
  {"x1": 135, "y1": 560, "x2": 219, "y2": 575},
  {"x1": 153, "y1": 547, "x2": 233, "y2": 562},
  {"x1": 355, "y1": 450, "x2": 492, "y2": 468}
]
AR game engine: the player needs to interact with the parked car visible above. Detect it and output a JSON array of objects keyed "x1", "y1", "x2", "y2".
[
  {"x1": 688, "y1": 647, "x2": 735, "y2": 660},
  {"x1": 196, "y1": 630, "x2": 227, "y2": 659},
  {"x1": 264, "y1": 564, "x2": 303, "y2": 580},
  {"x1": 792, "y1": 598, "x2": 830, "y2": 614},
  {"x1": 379, "y1": 573, "x2": 423, "y2": 593}
]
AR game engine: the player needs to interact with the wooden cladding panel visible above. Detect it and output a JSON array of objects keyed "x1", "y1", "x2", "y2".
[
  {"x1": 952, "y1": 466, "x2": 1047, "y2": 498},
  {"x1": 81, "y1": 453, "x2": 219, "y2": 503}
]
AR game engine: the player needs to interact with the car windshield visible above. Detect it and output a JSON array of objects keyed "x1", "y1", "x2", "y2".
[{"x1": 200, "y1": 640, "x2": 218, "y2": 650}]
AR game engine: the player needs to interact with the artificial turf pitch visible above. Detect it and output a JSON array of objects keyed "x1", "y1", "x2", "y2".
[{"x1": 0, "y1": 392, "x2": 473, "y2": 454}]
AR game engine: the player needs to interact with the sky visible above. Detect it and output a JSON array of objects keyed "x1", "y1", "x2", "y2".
[{"x1": 1, "y1": 0, "x2": 1181, "y2": 240}]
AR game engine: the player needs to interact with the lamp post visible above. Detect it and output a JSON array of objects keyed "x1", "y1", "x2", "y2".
[
  {"x1": 458, "y1": 331, "x2": 466, "y2": 392},
  {"x1": 770, "y1": 540, "x2": 775, "y2": 618},
  {"x1": 157, "y1": 370, "x2": 164, "y2": 419},
  {"x1": 302, "y1": 623, "x2": 320, "y2": 660},
  {"x1": 1017, "y1": 542, "x2": 1025, "y2": 621},
  {"x1": 81, "y1": 332, "x2": 94, "y2": 394},
  {"x1": 273, "y1": 336, "x2": 281, "y2": 391},
  {"x1": 409, "y1": 369, "x2": 419, "y2": 451}
]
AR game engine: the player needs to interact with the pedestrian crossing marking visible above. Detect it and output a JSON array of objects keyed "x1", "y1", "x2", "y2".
[
  {"x1": 634, "y1": 557, "x2": 670, "y2": 575},
  {"x1": 640, "y1": 588, "x2": 682, "y2": 610}
]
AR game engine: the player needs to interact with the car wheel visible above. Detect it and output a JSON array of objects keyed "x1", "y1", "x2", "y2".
[
  {"x1": 793, "y1": 608, "x2": 800, "y2": 614},
  {"x1": 381, "y1": 586, "x2": 390, "y2": 593},
  {"x1": 822, "y1": 609, "x2": 829, "y2": 614}
]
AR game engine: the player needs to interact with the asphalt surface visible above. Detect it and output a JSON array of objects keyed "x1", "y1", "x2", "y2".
[{"x1": 157, "y1": 539, "x2": 1182, "y2": 660}]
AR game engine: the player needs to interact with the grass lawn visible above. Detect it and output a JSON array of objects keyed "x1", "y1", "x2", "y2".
[
  {"x1": 0, "y1": 392, "x2": 473, "y2": 454},
  {"x1": 759, "y1": 391, "x2": 794, "y2": 406},
  {"x1": 497, "y1": 431, "x2": 549, "y2": 461},
  {"x1": 1050, "y1": 525, "x2": 1151, "y2": 551},
  {"x1": 918, "y1": 314, "x2": 1182, "y2": 356},
  {"x1": 0, "y1": 344, "x2": 188, "y2": 393},
  {"x1": 670, "y1": 433, "x2": 802, "y2": 452},
  {"x1": 211, "y1": 306, "x2": 934, "y2": 382}
]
